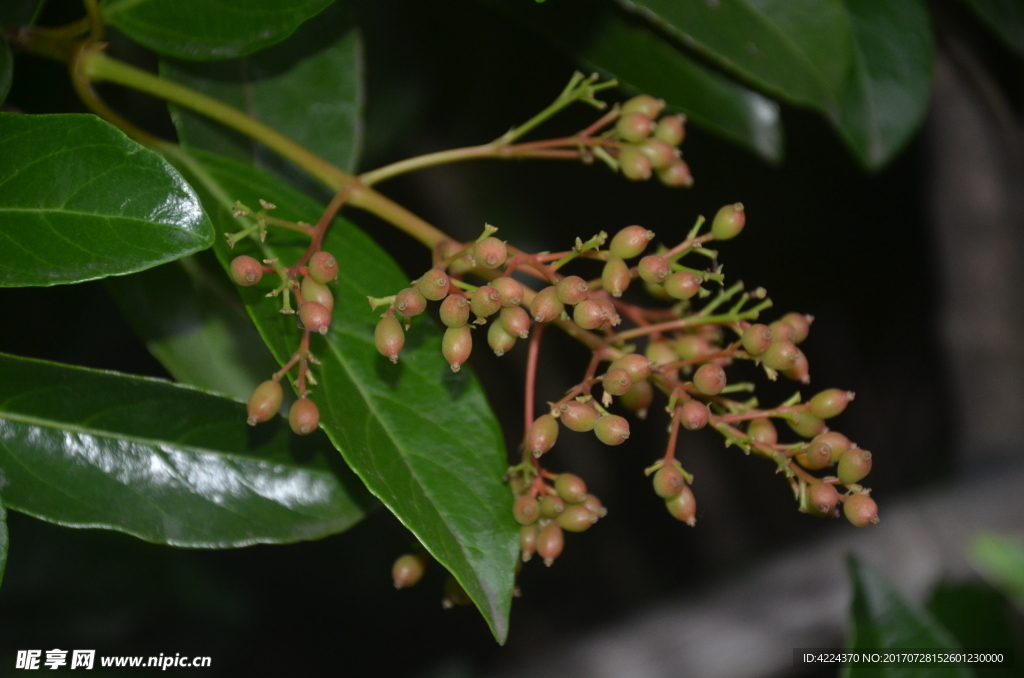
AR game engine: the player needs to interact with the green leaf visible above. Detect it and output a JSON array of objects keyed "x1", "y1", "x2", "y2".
[
  {"x1": 482, "y1": 0, "x2": 782, "y2": 162},
  {"x1": 969, "y1": 533, "x2": 1024, "y2": 610},
  {"x1": 960, "y1": 0, "x2": 1024, "y2": 57},
  {"x1": 833, "y1": 0, "x2": 934, "y2": 169},
  {"x1": 101, "y1": 0, "x2": 335, "y2": 61},
  {"x1": 0, "y1": 38, "x2": 11, "y2": 106},
  {"x1": 105, "y1": 252, "x2": 282, "y2": 402},
  {"x1": 0, "y1": 352, "x2": 373, "y2": 547},
  {"x1": 0, "y1": 113, "x2": 213, "y2": 288},
  {"x1": 842, "y1": 557, "x2": 974, "y2": 678},
  {"x1": 166, "y1": 147, "x2": 518, "y2": 643},
  {"x1": 161, "y1": 1, "x2": 363, "y2": 185},
  {"x1": 0, "y1": 488, "x2": 7, "y2": 589}
]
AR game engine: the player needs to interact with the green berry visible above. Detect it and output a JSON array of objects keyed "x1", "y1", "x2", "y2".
[
  {"x1": 525, "y1": 414, "x2": 559, "y2": 456},
  {"x1": 499, "y1": 306, "x2": 531, "y2": 339},
  {"x1": 638, "y1": 255, "x2": 670, "y2": 284},
  {"x1": 491, "y1": 276, "x2": 524, "y2": 307},
  {"x1": 298, "y1": 301, "x2": 331, "y2": 335},
  {"x1": 680, "y1": 399, "x2": 709, "y2": 430},
  {"x1": 653, "y1": 465, "x2": 685, "y2": 499},
  {"x1": 619, "y1": 145, "x2": 653, "y2": 181},
  {"x1": 300, "y1": 276, "x2": 334, "y2": 312},
  {"x1": 609, "y1": 225, "x2": 654, "y2": 259},
  {"x1": 392, "y1": 553, "x2": 427, "y2": 589},
  {"x1": 654, "y1": 114, "x2": 686, "y2": 146},
  {"x1": 537, "y1": 521, "x2": 564, "y2": 566},
  {"x1": 762, "y1": 339, "x2": 800, "y2": 371},
  {"x1": 470, "y1": 285, "x2": 502, "y2": 319},
  {"x1": 807, "y1": 435, "x2": 839, "y2": 468},
  {"x1": 814, "y1": 431, "x2": 853, "y2": 463},
  {"x1": 741, "y1": 324, "x2": 773, "y2": 356},
  {"x1": 787, "y1": 411, "x2": 827, "y2": 439},
  {"x1": 637, "y1": 138, "x2": 678, "y2": 169},
  {"x1": 808, "y1": 483, "x2": 840, "y2": 517},
  {"x1": 442, "y1": 325, "x2": 472, "y2": 372},
  {"x1": 474, "y1": 236, "x2": 507, "y2": 269},
  {"x1": 583, "y1": 494, "x2": 607, "y2": 517},
  {"x1": 595, "y1": 298, "x2": 620, "y2": 328},
  {"x1": 603, "y1": 367, "x2": 633, "y2": 396},
  {"x1": 559, "y1": 400, "x2": 599, "y2": 432},
  {"x1": 487, "y1": 320, "x2": 517, "y2": 356},
  {"x1": 665, "y1": 484, "x2": 696, "y2": 525},
  {"x1": 556, "y1": 275, "x2": 589, "y2": 305},
  {"x1": 620, "y1": 380, "x2": 654, "y2": 417},
  {"x1": 837, "y1": 447, "x2": 872, "y2": 484},
  {"x1": 693, "y1": 363, "x2": 727, "y2": 395},
  {"x1": 616, "y1": 112, "x2": 656, "y2": 143},
  {"x1": 557, "y1": 504, "x2": 598, "y2": 532},
  {"x1": 656, "y1": 160, "x2": 693, "y2": 187},
  {"x1": 530, "y1": 285, "x2": 564, "y2": 322},
  {"x1": 573, "y1": 299, "x2": 606, "y2": 330},
  {"x1": 520, "y1": 525, "x2": 538, "y2": 562},
  {"x1": 439, "y1": 294, "x2": 470, "y2": 328},
  {"x1": 782, "y1": 349, "x2": 810, "y2": 384},
  {"x1": 539, "y1": 494, "x2": 566, "y2": 519},
  {"x1": 809, "y1": 389, "x2": 853, "y2": 419},
  {"x1": 513, "y1": 495, "x2": 540, "y2": 525},
  {"x1": 796, "y1": 443, "x2": 831, "y2": 471},
  {"x1": 555, "y1": 473, "x2": 588, "y2": 504},
  {"x1": 622, "y1": 94, "x2": 665, "y2": 118},
  {"x1": 747, "y1": 417, "x2": 778, "y2": 446},
  {"x1": 844, "y1": 493, "x2": 879, "y2": 527},
  {"x1": 769, "y1": 319, "x2": 797, "y2": 343},
  {"x1": 375, "y1": 315, "x2": 404, "y2": 363},
  {"x1": 610, "y1": 354, "x2": 653, "y2": 383},
  {"x1": 247, "y1": 380, "x2": 283, "y2": 425},
  {"x1": 674, "y1": 335, "x2": 712, "y2": 361},
  {"x1": 711, "y1": 203, "x2": 745, "y2": 240},
  {"x1": 308, "y1": 251, "x2": 338, "y2": 284},
  {"x1": 230, "y1": 255, "x2": 263, "y2": 286},
  {"x1": 288, "y1": 397, "x2": 320, "y2": 435},
  {"x1": 594, "y1": 414, "x2": 630, "y2": 445},
  {"x1": 645, "y1": 340, "x2": 677, "y2": 367},
  {"x1": 417, "y1": 268, "x2": 450, "y2": 301},
  {"x1": 782, "y1": 312, "x2": 812, "y2": 344},
  {"x1": 393, "y1": 287, "x2": 426, "y2": 318},
  {"x1": 602, "y1": 257, "x2": 631, "y2": 297},
  {"x1": 664, "y1": 271, "x2": 702, "y2": 300}
]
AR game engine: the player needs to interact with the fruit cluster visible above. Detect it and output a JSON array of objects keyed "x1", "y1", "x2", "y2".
[{"x1": 612, "y1": 95, "x2": 692, "y2": 186}]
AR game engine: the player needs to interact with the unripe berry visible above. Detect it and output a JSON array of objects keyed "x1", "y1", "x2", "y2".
[
  {"x1": 594, "y1": 414, "x2": 630, "y2": 445},
  {"x1": 787, "y1": 411, "x2": 827, "y2": 439},
  {"x1": 513, "y1": 495, "x2": 540, "y2": 525},
  {"x1": 525, "y1": 414, "x2": 559, "y2": 456},
  {"x1": 693, "y1": 363, "x2": 727, "y2": 395},
  {"x1": 837, "y1": 447, "x2": 872, "y2": 484},
  {"x1": 392, "y1": 553, "x2": 427, "y2": 589},
  {"x1": 539, "y1": 494, "x2": 566, "y2": 519},
  {"x1": 610, "y1": 353, "x2": 653, "y2": 383},
  {"x1": 573, "y1": 299, "x2": 606, "y2": 330},
  {"x1": 664, "y1": 271, "x2": 702, "y2": 300},
  {"x1": 653, "y1": 465, "x2": 685, "y2": 499},
  {"x1": 769, "y1": 319, "x2": 797, "y2": 343},
  {"x1": 762, "y1": 339, "x2": 800, "y2": 371},
  {"x1": 711, "y1": 203, "x2": 745, "y2": 240},
  {"x1": 741, "y1": 324, "x2": 773, "y2": 356},
  {"x1": 442, "y1": 576, "x2": 471, "y2": 607},
  {"x1": 781, "y1": 312, "x2": 812, "y2": 344},
  {"x1": 439, "y1": 294, "x2": 470, "y2": 328},
  {"x1": 298, "y1": 301, "x2": 331, "y2": 335},
  {"x1": 680, "y1": 399, "x2": 709, "y2": 430},
  {"x1": 622, "y1": 94, "x2": 665, "y2": 118},
  {"x1": 417, "y1": 268, "x2": 449, "y2": 301},
  {"x1": 530, "y1": 285, "x2": 564, "y2": 322},
  {"x1": 782, "y1": 349, "x2": 810, "y2": 384},
  {"x1": 470, "y1": 285, "x2": 502, "y2": 319},
  {"x1": 619, "y1": 145, "x2": 653, "y2": 181},
  {"x1": 602, "y1": 257, "x2": 631, "y2": 297},
  {"x1": 557, "y1": 504, "x2": 598, "y2": 532},
  {"x1": 487, "y1": 320, "x2": 517, "y2": 356},
  {"x1": 637, "y1": 138, "x2": 678, "y2": 169},
  {"x1": 654, "y1": 113, "x2": 686, "y2": 146},
  {"x1": 583, "y1": 494, "x2": 607, "y2": 517},
  {"x1": 491, "y1": 277, "x2": 524, "y2": 307},
  {"x1": 638, "y1": 255, "x2": 670, "y2": 284},
  {"x1": 809, "y1": 389, "x2": 854, "y2": 419},
  {"x1": 474, "y1": 236, "x2": 507, "y2": 269},
  {"x1": 595, "y1": 297, "x2": 620, "y2": 329},
  {"x1": 808, "y1": 482, "x2": 840, "y2": 517},
  {"x1": 656, "y1": 159, "x2": 694, "y2": 187},
  {"x1": 620, "y1": 380, "x2": 654, "y2": 417},
  {"x1": 814, "y1": 431, "x2": 853, "y2": 463},
  {"x1": 807, "y1": 434, "x2": 840, "y2": 468},
  {"x1": 230, "y1": 255, "x2": 263, "y2": 286},
  {"x1": 616, "y1": 112, "x2": 656, "y2": 142},
  {"x1": 442, "y1": 325, "x2": 472, "y2": 372},
  {"x1": 844, "y1": 493, "x2": 879, "y2": 527},
  {"x1": 646, "y1": 340, "x2": 677, "y2": 367},
  {"x1": 393, "y1": 287, "x2": 426, "y2": 318},
  {"x1": 674, "y1": 335, "x2": 712, "y2": 361},
  {"x1": 537, "y1": 521, "x2": 564, "y2": 566},
  {"x1": 555, "y1": 473, "x2": 588, "y2": 504},
  {"x1": 559, "y1": 400, "x2": 599, "y2": 432},
  {"x1": 556, "y1": 275, "x2": 589, "y2": 305},
  {"x1": 375, "y1": 315, "x2": 404, "y2": 363},
  {"x1": 520, "y1": 525, "x2": 538, "y2": 562},
  {"x1": 288, "y1": 398, "x2": 320, "y2": 435},
  {"x1": 796, "y1": 442, "x2": 832, "y2": 471},
  {"x1": 602, "y1": 367, "x2": 632, "y2": 397},
  {"x1": 308, "y1": 251, "x2": 338, "y2": 284},
  {"x1": 609, "y1": 225, "x2": 654, "y2": 259},
  {"x1": 301, "y1": 276, "x2": 334, "y2": 312},
  {"x1": 247, "y1": 380, "x2": 283, "y2": 425},
  {"x1": 665, "y1": 484, "x2": 696, "y2": 525},
  {"x1": 499, "y1": 306, "x2": 531, "y2": 339},
  {"x1": 747, "y1": 417, "x2": 778, "y2": 446}
]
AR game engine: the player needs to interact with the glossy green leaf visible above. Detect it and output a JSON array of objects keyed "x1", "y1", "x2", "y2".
[
  {"x1": 101, "y1": 0, "x2": 335, "y2": 61},
  {"x1": 105, "y1": 252, "x2": 282, "y2": 402},
  {"x1": 842, "y1": 557, "x2": 973, "y2": 678},
  {"x1": 0, "y1": 352, "x2": 373, "y2": 547},
  {"x1": 834, "y1": 0, "x2": 934, "y2": 169},
  {"x1": 969, "y1": 533, "x2": 1024, "y2": 609},
  {"x1": 960, "y1": 0, "x2": 1024, "y2": 57},
  {"x1": 161, "y1": 1, "x2": 363, "y2": 183},
  {"x1": 0, "y1": 489, "x2": 7, "y2": 588},
  {"x1": 166, "y1": 148, "x2": 517, "y2": 643},
  {"x1": 0, "y1": 113, "x2": 213, "y2": 288},
  {"x1": 482, "y1": 0, "x2": 782, "y2": 162},
  {"x1": 0, "y1": 39, "x2": 11, "y2": 106}
]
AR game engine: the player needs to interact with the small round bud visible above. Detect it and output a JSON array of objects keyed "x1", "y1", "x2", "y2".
[
  {"x1": 814, "y1": 431, "x2": 853, "y2": 463},
  {"x1": 603, "y1": 367, "x2": 633, "y2": 396},
  {"x1": 844, "y1": 493, "x2": 879, "y2": 527},
  {"x1": 525, "y1": 414, "x2": 559, "y2": 456},
  {"x1": 680, "y1": 399, "x2": 709, "y2": 431},
  {"x1": 741, "y1": 324, "x2": 773, "y2": 356},
  {"x1": 674, "y1": 335, "x2": 712, "y2": 362},
  {"x1": 288, "y1": 398, "x2": 320, "y2": 435},
  {"x1": 808, "y1": 483, "x2": 840, "y2": 517},
  {"x1": 619, "y1": 145, "x2": 653, "y2": 181},
  {"x1": 620, "y1": 380, "x2": 654, "y2": 417},
  {"x1": 393, "y1": 287, "x2": 426, "y2": 318},
  {"x1": 513, "y1": 495, "x2": 540, "y2": 525},
  {"x1": 656, "y1": 159, "x2": 694, "y2": 187},
  {"x1": 487, "y1": 320, "x2": 517, "y2": 356},
  {"x1": 247, "y1": 380, "x2": 283, "y2": 425},
  {"x1": 530, "y1": 285, "x2": 564, "y2": 323},
  {"x1": 664, "y1": 271, "x2": 702, "y2": 300},
  {"x1": 693, "y1": 363, "x2": 727, "y2": 395},
  {"x1": 622, "y1": 94, "x2": 665, "y2": 118},
  {"x1": 557, "y1": 504, "x2": 598, "y2": 532},
  {"x1": 786, "y1": 411, "x2": 827, "y2": 439},
  {"x1": 573, "y1": 299, "x2": 607, "y2": 330},
  {"x1": 298, "y1": 301, "x2": 332, "y2": 335},
  {"x1": 837, "y1": 448, "x2": 872, "y2": 485},
  {"x1": 442, "y1": 325, "x2": 472, "y2": 372},
  {"x1": 470, "y1": 285, "x2": 502, "y2": 319},
  {"x1": 665, "y1": 484, "x2": 696, "y2": 525},
  {"x1": 809, "y1": 389, "x2": 853, "y2": 419},
  {"x1": 375, "y1": 316, "x2": 405, "y2": 363},
  {"x1": 474, "y1": 237, "x2": 507, "y2": 269},
  {"x1": 439, "y1": 294, "x2": 470, "y2": 328},
  {"x1": 637, "y1": 138, "x2": 678, "y2": 169},
  {"x1": 491, "y1": 277, "x2": 524, "y2": 307},
  {"x1": 555, "y1": 473, "x2": 588, "y2": 504},
  {"x1": 301, "y1": 276, "x2": 334, "y2": 312},
  {"x1": 559, "y1": 400, "x2": 599, "y2": 432},
  {"x1": 537, "y1": 521, "x2": 564, "y2": 566},
  {"x1": 308, "y1": 251, "x2": 338, "y2": 284},
  {"x1": 392, "y1": 553, "x2": 427, "y2": 589},
  {"x1": 747, "y1": 417, "x2": 778, "y2": 446},
  {"x1": 609, "y1": 225, "x2": 655, "y2": 259},
  {"x1": 711, "y1": 203, "x2": 745, "y2": 240},
  {"x1": 646, "y1": 340, "x2": 677, "y2": 367},
  {"x1": 230, "y1": 255, "x2": 263, "y2": 286},
  {"x1": 539, "y1": 494, "x2": 566, "y2": 519},
  {"x1": 654, "y1": 114, "x2": 686, "y2": 146},
  {"x1": 417, "y1": 268, "x2": 450, "y2": 301},
  {"x1": 499, "y1": 306, "x2": 531, "y2": 339},
  {"x1": 610, "y1": 354, "x2": 653, "y2": 383},
  {"x1": 782, "y1": 349, "x2": 810, "y2": 384},
  {"x1": 594, "y1": 414, "x2": 630, "y2": 445},
  {"x1": 638, "y1": 255, "x2": 671, "y2": 284},
  {"x1": 520, "y1": 525, "x2": 538, "y2": 562},
  {"x1": 653, "y1": 465, "x2": 685, "y2": 499},
  {"x1": 762, "y1": 339, "x2": 800, "y2": 371},
  {"x1": 616, "y1": 112, "x2": 656, "y2": 143},
  {"x1": 556, "y1": 276, "x2": 589, "y2": 305},
  {"x1": 781, "y1": 312, "x2": 812, "y2": 344},
  {"x1": 602, "y1": 257, "x2": 632, "y2": 297}
]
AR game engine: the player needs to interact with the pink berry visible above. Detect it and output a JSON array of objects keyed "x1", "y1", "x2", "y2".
[{"x1": 230, "y1": 255, "x2": 263, "y2": 286}]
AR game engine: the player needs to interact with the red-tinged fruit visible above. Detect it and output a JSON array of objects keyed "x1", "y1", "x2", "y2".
[
  {"x1": 664, "y1": 271, "x2": 702, "y2": 300},
  {"x1": 693, "y1": 363, "x2": 727, "y2": 395},
  {"x1": 637, "y1": 138, "x2": 678, "y2": 169},
  {"x1": 417, "y1": 267, "x2": 450, "y2": 301},
  {"x1": 762, "y1": 339, "x2": 800, "y2": 371},
  {"x1": 470, "y1": 285, "x2": 502, "y2": 319},
  {"x1": 665, "y1": 484, "x2": 697, "y2": 525},
  {"x1": 620, "y1": 380, "x2": 654, "y2": 417},
  {"x1": 375, "y1": 316, "x2": 404, "y2": 363},
  {"x1": 520, "y1": 525, "x2": 538, "y2": 562},
  {"x1": 638, "y1": 255, "x2": 670, "y2": 284},
  {"x1": 787, "y1": 411, "x2": 827, "y2": 439},
  {"x1": 680, "y1": 399, "x2": 709, "y2": 430},
  {"x1": 298, "y1": 301, "x2": 331, "y2": 335},
  {"x1": 308, "y1": 251, "x2": 338, "y2": 284},
  {"x1": 653, "y1": 465, "x2": 685, "y2": 499},
  {"x1": 557, "y1": 504, "x2": 598, "y2": 532},
  {"x1": 513, "y1": 495, "x2": 540, "y2": 525},
  {"x1": 301, "y1": 276, "x2": 334, "y2": 312},
  {"x1": 654, "y1": 114, "x2": 686, "y2": 146},
  {"x1": 603, "y1": 367, "x2": 633, "y2": 396},
  {"x1": 782, "y1": 312, "x2": 812, "y2": 344},
  {"x1": 809, "y1": 389, "x2": 854, "y2": 419},
  {"x1": 474, "y1": 236, "x2": 507, "y2": 269},
  {"x1": 439, "y1": 294, "x2": 470, "y2": 328},
  {"x1": 525, "y1": 414, "x2": 559, "y2": 456},
  {"x1": 610, "y1": 353, "x2": 653, "y2": 383},
  {"x1": 594, "y1": 414, "x2": 630, "y2": 445},
  {"x1": 573, "y1": 299, "x2": 606, "y2": 330},
  {"x1": 487, "y1": 321, "x2": 516, "y2": 356},
  {"x1": 657, "y1": 159, "x2": 693, "y2": 187},
  {"x1": 288, "y1": 398, "x2": 320, "y2": 435},
  {"x1": 602, "y1": 257, "x2": 631, "y2": 297},
  {"x1": 622, "y1": 94, "x2": 665, "y2": 118},
  {"x1": 711, "y1": 203, "x2": 745, "y2": 240},
  {"x1": 741, "y1": 324, "x2": 773, "y2": 356},
  {"x1": 491, "y1": 277, "x2": 524, "y2": 307},
  {"x1": 538, "y1": 521, "x2": 564, "y2": 566},
  {"x1": 559, "y1": 400, "x2": 599, "y2": 432},
  {"x1": 247, "y1": 380, "x2": 283, "y2": 426},
  {"x1": 556, "y1": 275, "x2": 589, "y2": 305},
  {"x1": 392, "y1": 553, "x2": 427, "y2": 589},
  {"x1": 609, "y1": 225, "x2": 654, "y2": 259},
  {"x1": 230, "y1": 255, "x2": 263, "y2": 286},
  {"x1": 844, "y1": 493, "x2": 879, "y2": 527},
  {"x1": 838, "y1": 447, "x2": 872, "y2": 484},
  {"x1": 747, "y1": 417, "x2": 778, "y2": 446},
  {"x1": 555, "y1": 473, "x2": 588, "y2": 504},
  {"x1": 499, "y1": 306, "x2": 531, "y2": 339},
  {"x1": 442, "y1": 325, "x2": 472, "y2": 372},
  {"x1": 619, "y1": 145, "x2": 653, "y2": 181},
  {"x1": 616, "y1": 112, "x2": 656, "y2": 143},
  {"x1": 539, "y1": 494, "x2": 565, "y2": 519},
  {"x1": 808, "y1": 483, "x2": 840, "y2": 517},
  {"x1": 393, "y1": 287, "x2": 426, "y2": 318},
  {"x1": 782, "y1": 349, "x2": 810, "y2": 384},
  {"x1": 814, "y1": 431, "x2": 853, "y2": 463},
  {"x1": 530, "y1": 285, "x2": 564, "y2": 322}
]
